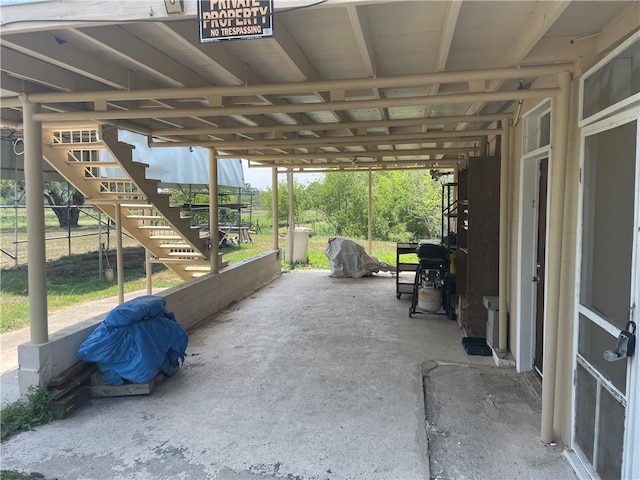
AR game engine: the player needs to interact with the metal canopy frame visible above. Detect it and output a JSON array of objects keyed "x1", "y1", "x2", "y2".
[
  {"x1": 2, "y1": 0, "x2": 631, "y2": 175},
  {"x1": 1, "y1": 64, "x2": 568, "y2": 173}
]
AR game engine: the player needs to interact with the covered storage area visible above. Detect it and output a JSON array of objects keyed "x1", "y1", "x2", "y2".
[{"x1": 1, "y1": 1, "x2": 639, "y2": 479}]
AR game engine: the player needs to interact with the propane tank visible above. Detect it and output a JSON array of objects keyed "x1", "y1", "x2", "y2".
[{"x1": 418, "y1": 281, "x2": 441, "y2": 313}]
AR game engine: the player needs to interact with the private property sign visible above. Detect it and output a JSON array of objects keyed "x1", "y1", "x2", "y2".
[{"x1": 198, "y1": 0, "x2": 274, "y2": 43}]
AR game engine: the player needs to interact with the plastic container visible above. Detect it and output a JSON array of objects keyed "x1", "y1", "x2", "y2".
[{"x1": 285, "y1": 227, "x2": 314, "y2": 263}]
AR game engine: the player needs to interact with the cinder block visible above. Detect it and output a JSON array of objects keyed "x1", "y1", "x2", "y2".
[
  {"x1": 486, "y1": 310, "x2": 500, "y2": 348},
  {"x1": 18, "y1": 342, "x2": 53, "y2": 371}
]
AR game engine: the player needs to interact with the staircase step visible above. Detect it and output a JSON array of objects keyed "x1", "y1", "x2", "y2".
[
  {"x1": 66, "y1": 161, "x2": 119, "y2": 167},
  {"x1": 102, "y1": 196, "x2": 148, "y2": 201},
  {"x1": 97, "y1": 192, "x2": 147, "y2": 198},
  {"x1": 153, "y1": 257, "x2": 207, "y2": 263},
  {"x1": 128, "y1": 215, "x2": 165, "y2": 220},
  {"x1": 186, "y1": 255, "x2": 228, "y2": 268},
  {"x1": 115, "y1": 141, "x2": 136, "y2": 151},
  {"x1": 159, "y1": 243, "x2": 192, "y2": 249},
  {"x1": 149, "y1": 258, "x2": 189, "y2": 264},
  {"x1": 120, "y1": 203, "x2": 154, "y2": 208},
  {"x1": 100, "y1": 195, "x2": 148, "y2": 200},
  {"x1": 86, "y1": 199, "x2": 150, "y2": 206},
  {"x1": 91, "y1": 177, "x2": 160, "y2": 185},
  {"x1": 91, "y1": 178, "x2": 137, "y2": 183},
  {"x1": 184, "y1": 265, "x2": 212, "y2": 272},
  {"x1": 185, "y1": 261, "x2": 228, "y2": 276},
  {"x1": 127, "y1": 213, "x2": 188, "y2": 221},
  {"x1": 149, "y1": 235, "x2": 182, "y2": 240},
  {"x1": 166, "y1": 251, "x2": 204, "y2": 258},
  {"x1": 127, "y1": 214, "x2": 189, "y2": 220},
  {"x1": 129, "y1": 214, "x2": 191, "y2": 220},
  {"x1": 65, "y1": 160, "x2": 150, "y2": 169},
  {"x1": 129, "y1": 177, "x2": 160, "y2": 185},
  {"x1": 50, "y1": 141, "x2": 105, "y2": 149}
]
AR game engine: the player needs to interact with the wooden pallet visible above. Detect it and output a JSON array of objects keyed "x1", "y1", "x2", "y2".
[
  {"x1": 47, "y1": 362, "x2": 97, "y2": 419},
  {"x1": 46, "y1": 362, "x2": 165, "y2": 418},
  {"x1": 49, "y1": 386, "x2": 91, "y2": 420},
  {"x1": 89, "y1": 371, "x2": 165, "y2": 398}
]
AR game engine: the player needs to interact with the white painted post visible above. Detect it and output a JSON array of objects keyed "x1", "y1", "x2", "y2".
[
  {"x1": 498, "y1": 121, "x2": 511, "y2": 352},
  {"x1": 287, "y1": 171, "x2": 294, "y2": 264},
  {"x1": 368, "y1": 171, "x2": 373, "y2": 254},
  {"x1": 540, "y1": 71, "x2": 572, "y2": 444},
  {"x1": 115, "y1": 204, "x2": 124, "y2": 304},
  {"x1": 272, "y1": 167, "x2": 279, "y2": 251},
  {"x1": 21, "y1": 96, "x2": 48, "y2": 344},
  {"x1": 209, "y1": 148, "x2": 219, "y2": 274}
]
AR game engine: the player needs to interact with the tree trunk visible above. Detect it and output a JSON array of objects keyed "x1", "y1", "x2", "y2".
[{"x1": 43, "y1": 187, "x2": 85, "y2": 228}]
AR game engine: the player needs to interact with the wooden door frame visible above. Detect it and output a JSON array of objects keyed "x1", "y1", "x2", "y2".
[{"x1": 516, "y1": 149, "x2": 550, "y2": 372}]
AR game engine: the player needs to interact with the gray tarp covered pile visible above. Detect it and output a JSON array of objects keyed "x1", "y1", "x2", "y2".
[{"x1": 325, "y1": 236, "x2": 393, "y2": 278}]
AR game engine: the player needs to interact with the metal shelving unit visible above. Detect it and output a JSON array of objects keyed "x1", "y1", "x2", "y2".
[
  {"x1": 441, "y1": 182, "x2": 458, "y2": 242},
  {"x1": 441, "y1": 182, "x2": 458, "y2": 319},
  {"x1": 395, "y1": 242, "x2": 419, "y2": 299}
]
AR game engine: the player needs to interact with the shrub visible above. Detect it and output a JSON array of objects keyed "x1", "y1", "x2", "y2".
[{"x1": 1, "y1": 386, "x2": 55, "y2": 442}]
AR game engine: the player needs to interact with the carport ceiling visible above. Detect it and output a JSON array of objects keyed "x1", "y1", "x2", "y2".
[{"x1": 0, "y1": 0, "x2": 636, "y2": 173}]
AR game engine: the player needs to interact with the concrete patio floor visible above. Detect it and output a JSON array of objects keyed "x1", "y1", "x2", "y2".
[{"x1": 0, "y1": 270, "x2": 575, "y2": 479}]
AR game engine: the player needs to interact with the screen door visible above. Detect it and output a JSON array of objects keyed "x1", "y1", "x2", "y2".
[{"x1": 575, "y1": 117, "x2": 638, "y2": 479}]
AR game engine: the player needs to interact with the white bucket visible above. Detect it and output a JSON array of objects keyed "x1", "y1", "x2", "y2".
[
  {"x1": 105, "y1": 266, "x2": 114, "y2": 282},
  {"x1": 418, "y1": 285, "x2": 441, "y2": 313}
]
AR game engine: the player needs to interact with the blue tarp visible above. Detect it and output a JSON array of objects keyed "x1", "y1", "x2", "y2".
[{"x1": 77, "y1": 295, "x2": 188, "y2": 385}]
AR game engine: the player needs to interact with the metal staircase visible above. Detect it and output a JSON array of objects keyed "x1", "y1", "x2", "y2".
[{"x1": 41, "y1": 126, "x2": 224, "y2": 281}]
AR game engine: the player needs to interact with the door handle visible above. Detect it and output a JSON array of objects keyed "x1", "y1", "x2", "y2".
[
  {"x1": 603, "y1": 321, "x2": 636, "y2": 362},
  {"x1": 532, "y1": 263, "x2": 542, "y2": 282}
]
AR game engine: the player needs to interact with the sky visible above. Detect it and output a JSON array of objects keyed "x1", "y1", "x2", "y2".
[{"x1": 242, "y1": 160, "x2": 324, "y2": 190}]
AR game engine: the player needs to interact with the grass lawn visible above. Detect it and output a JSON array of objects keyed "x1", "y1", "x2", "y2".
[{"x1": 0, "y1": 222, "x2": 403, "y2": 333}]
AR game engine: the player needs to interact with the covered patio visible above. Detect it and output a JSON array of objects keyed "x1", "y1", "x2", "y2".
[
  {"x1": 0, "y1": 270, "x2": 575, "y2": 479},
  {"x1": 1, "y1": 1, "x2": 639, "y2": 478}
]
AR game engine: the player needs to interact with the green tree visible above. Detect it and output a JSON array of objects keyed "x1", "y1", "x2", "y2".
[
  {"x1": 1, "y1": 131, "x2": 88, "y2": 220},
  {"x1": 305, "y1": 170, "x2": 447, "y2": 242},
  {"x1": 0, "y1": 179, "x2": 24, "y2": 205},
  {"x1": 260, "y1": 180, "x2": 309, "y2": 228},
  {"x1": 1, "y1": 179, "x2": 87, "y2": 228},
  {"x1": 407, "y1": 171, "x2": 443, "y2": 239},
  {"x1": 42, "y1": 182, "x2": 85, "y2": 228},
  {"x1": 306, "y1": 172, "x2": 368, "y2": 237},
  {"x1": 374, "y1": 170, "x2": 447, "y2": 241},
  {"x1": 242, "y1": 184, "x2": 260, "y2": 195},
  {"x1": 256, "y1": 170, "x2": 447, "y2": 242}
]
